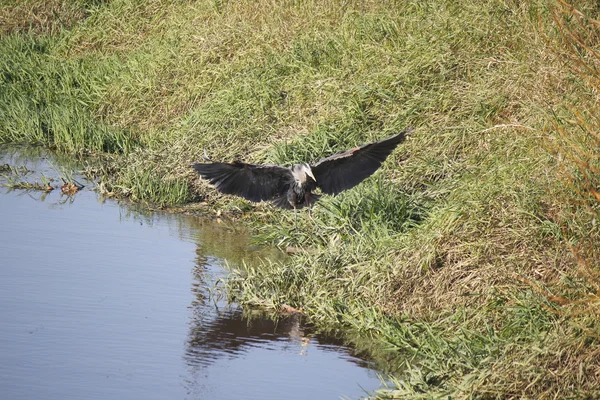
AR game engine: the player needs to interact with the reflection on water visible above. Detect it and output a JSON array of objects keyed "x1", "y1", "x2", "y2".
[{"x1": 0, "y1": 147, "x2": 385, "y2": 400}]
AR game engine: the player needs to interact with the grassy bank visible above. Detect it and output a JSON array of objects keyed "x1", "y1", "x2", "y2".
[{"x1": 2, "y1": 0, "x2": 600, "y2": 397}]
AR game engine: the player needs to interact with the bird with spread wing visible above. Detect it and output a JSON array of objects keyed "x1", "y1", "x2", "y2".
[{"x1": 192, "y1": 127, "x2": 412, "y2": 221}]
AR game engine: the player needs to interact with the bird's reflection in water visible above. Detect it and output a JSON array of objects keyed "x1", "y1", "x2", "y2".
[
  {"x1": 185, "y1": 305, "x2": 312, "y2": 367},
  {"x1": 182, "y1": 219, "x2": 374, "y2": 371}
]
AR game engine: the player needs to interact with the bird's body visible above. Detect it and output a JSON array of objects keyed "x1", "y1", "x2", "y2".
[
  {"x1": 192, "y1": 128, "x2": 412, "y2": 211},
  {"x1": 285, "y1": 163, "x2": 318, "y2": 209}
]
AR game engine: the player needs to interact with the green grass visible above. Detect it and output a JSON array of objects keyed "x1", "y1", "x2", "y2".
[
  {"x1": 0, "y1": 33, "x2": 137, "y2": 154},
  {"x1": 2, "y1": 0, "x2": 600, "y2": 397},
  {"x1": 97, "y1": 160, "x2": 193, "y2": 207}
]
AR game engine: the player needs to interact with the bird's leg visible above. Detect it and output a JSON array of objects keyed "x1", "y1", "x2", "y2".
[
  {"x1": 305, "y1": 193, "x2": 315, "y2": 224},
  {"x1": 293, "y1": 205, "x2": 298, "y2": 229}
]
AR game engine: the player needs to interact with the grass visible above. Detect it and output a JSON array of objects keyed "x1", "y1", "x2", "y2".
[
  {"x1": 1, "y1": 171, "x2": 54, "y2": 191},
  {"x1": 0, "y1": 145, "x2": 87, "y2": 193},
  {"x1": 0, "y1": 33, "x2": 138, "y2": 154},
  {"x1": 2, "y1": 0, "x2": 600, "y2": 397}
]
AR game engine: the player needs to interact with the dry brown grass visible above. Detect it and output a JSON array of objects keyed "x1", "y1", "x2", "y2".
[
  {"x1": 373, "y1": 0, "x2": 600, "y2": 321},
  {"x1": 529, "y1": 0, "x2": 600, "y2": 322},
  {"x1": 0, "y1": 0, "x2": 89, "y2": 36}
]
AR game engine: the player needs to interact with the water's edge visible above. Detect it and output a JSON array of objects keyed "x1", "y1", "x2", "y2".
[{"x1": 0, "y1": 146, "x2": 388, "y2": 400}]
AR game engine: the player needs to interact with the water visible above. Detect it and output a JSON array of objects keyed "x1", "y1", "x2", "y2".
[{"x1": 0, "y1": 147, "x2": 384, "y2": 400}]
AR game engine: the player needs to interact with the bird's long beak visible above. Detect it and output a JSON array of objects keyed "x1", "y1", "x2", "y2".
[{"x1": 306, "y1": 167, "x2": 316, "y2": 182}]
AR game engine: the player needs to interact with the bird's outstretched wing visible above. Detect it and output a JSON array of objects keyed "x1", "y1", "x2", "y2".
[
  {"x1": 192, "y1": 162, "x2": 292, "y2": 203},
  {"x1": 311, "y1": 128, "x2": 413, "y2": 195}
]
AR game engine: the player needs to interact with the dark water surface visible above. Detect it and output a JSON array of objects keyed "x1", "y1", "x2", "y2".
[{"x1": 0, "y1": 149, "x2": 384, "y2": 400}]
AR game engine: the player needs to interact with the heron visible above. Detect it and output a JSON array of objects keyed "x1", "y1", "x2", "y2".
[{"x1": 192, "y1": 127, "x2": 412, "y2": 224}]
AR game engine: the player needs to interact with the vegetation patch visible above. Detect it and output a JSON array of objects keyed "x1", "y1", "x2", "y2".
[
  {"x1": 2, "y1": 0, "x2": 600, "y2": 397},
  {"x1": 0, "y1": 0, "x2": 94, "y2": 36}
]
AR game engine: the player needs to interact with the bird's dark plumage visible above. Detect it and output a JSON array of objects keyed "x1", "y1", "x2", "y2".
[
  {"x1": 192, "y1": 162, "x2": 291, "y2": 203},
  {"x1": 192, "y1": 127, "x2": 413, "y2": 210},
  {"x1": 311, "y1": 129, "x2": 411, "y2": 195}
]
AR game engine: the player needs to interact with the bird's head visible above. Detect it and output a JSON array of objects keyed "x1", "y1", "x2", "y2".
[{"x1": 292, "y1": 163, "x2": 316, "y2": 184}]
